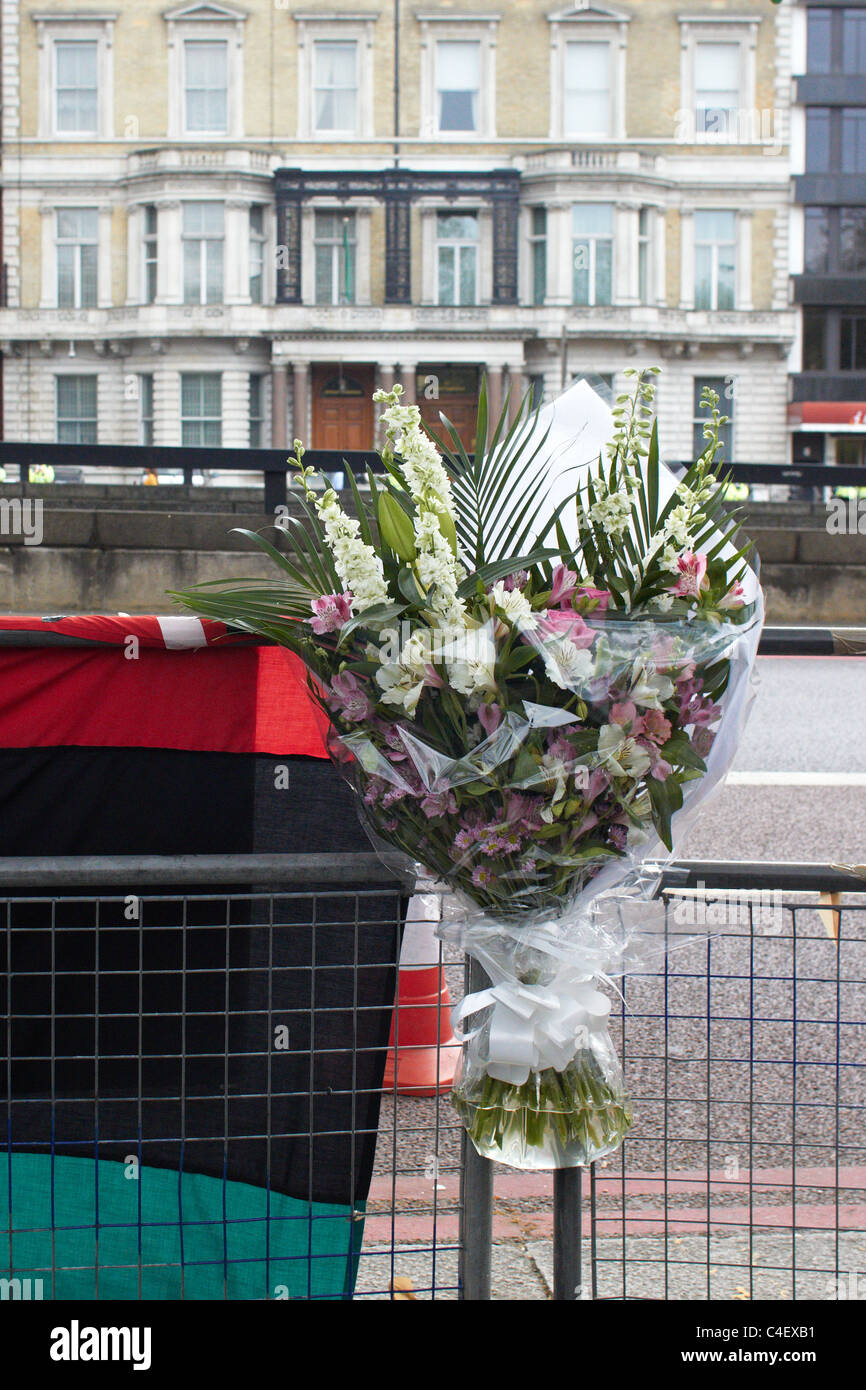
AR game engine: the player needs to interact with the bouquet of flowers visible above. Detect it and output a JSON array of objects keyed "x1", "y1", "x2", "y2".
[{"x1": 171, "y1": 369, "x2": 762, "y2": 1170}]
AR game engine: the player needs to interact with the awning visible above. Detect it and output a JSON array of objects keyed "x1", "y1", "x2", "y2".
[{"x1": 788, "y1": 402, "x2": 866, "y2": 431}]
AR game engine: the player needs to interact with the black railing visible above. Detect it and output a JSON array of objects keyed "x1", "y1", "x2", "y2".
[{"x1": 1, "y1": 443, "x2": 865, "y2": 513}]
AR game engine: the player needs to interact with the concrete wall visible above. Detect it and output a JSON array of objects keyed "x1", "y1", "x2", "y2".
[{"x1": 0, "y1": 491, "x2": 863, "y2": 623}]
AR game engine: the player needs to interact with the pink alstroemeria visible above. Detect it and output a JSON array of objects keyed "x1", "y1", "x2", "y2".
[
  {"x1": 308, "y1": 591, "x2": 353, "y2": 634},
  {"x1": 574, "y1": 586, "x2": 611, "y2": 615},
  {"x1": 478, "y1": 702, "x2": 503, "y2": 737},
  {"x1": 502, "y1": 570, "x2": 529, "y2": 593},
  {"x1": 328, "y1": 671, "x2": 374, "y2": 723},
  {"x1": 718, "y1": 581, "x2": 745, "y2": 610},
  {"x1": 549, "y1": 563, "x2": 579, "y2": 608},
  {"x1": 535, "y1": 609, "x2": 595, "y2": 649},
  {"x1": 634, "y1": 709, "x2": 672, "y2": 745},
  {"x1": 669, "y1": 552, "x2": 709, "y2": 600},
  {"x1": 609, "y1": 701, "x2": 637, "y2": 728},
  {"x1": 423, "y1": 663, "x2": 445, "y2": 689}
]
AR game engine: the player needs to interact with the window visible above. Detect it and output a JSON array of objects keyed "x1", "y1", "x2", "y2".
[
  {"x1": 842, "y1": 109, "x2": 866, "y2": 173},
  {"x1": 529, "y1": 208, "x2": 547, "y2": 306},
  {"x1": 57, "y1": 376, "x2": 97, "y2": 444},
  {"x1": 694, "y1": 42, "x2": 740, "y2": 136},
  {"x1": 527, "y1": 374, "x2": 545, "y2": 410},
  {"x1": 572, "y1": 204, "x2": 613, "y2": 307},
  {"x1": 55, "y1": 41, "x2": 98, "y2": 133},
  {"x1": 638, "y1": 208, "x2": 650, "y2": 304},
  {"x1": 436, "y1": 213, "x2": 478, "y2": 306},
  {"x1": 57, "y1": 209, "x2": 98, "y2": 309},
  {"x1": 183, "y1": 203, "x2": 224, "y2": 306},
  {"x1": 808, "y1": 9, "x2": 832, "y2": 74},
  {"x1": 181, "y1": 374, "x2": 221, "y2": 447},
  {"x1": 313, "y1": 40, "x2": 357, "y2": 133},
  {"x1": 249, "y1": 375, "x2": 264, "y2": 449},
  {"x1": 184, "y1": 40, "x2": 228, "y2": 133},
  {"x1": 804, "y1": 208, "x2": 830, "y2": 274},
  {"x1": 694, "y1": 211, "x2": 736, "y2": 312},
  {"x1": 840, "y1": 316, "x2": 866, "y2": 371},
  {"x1": 314, "y1": 211, "x2": 356, "y2": 306},
  {"x1": 802, "y1": 309, "x2": 827, "y2": 371},
  {"x1": 139, "y1": 374, "x2": 154, "y2": 446},
  {"x1": 563, "y1": 41, "x2": 610, "y2": 137},
  {"x1": 249, "y1": 206, "x2": 265, "y2": 304},
  {"x1": 436, "y1": 41, "x2": 480, "y2": 132},
  {"x1": 143, "y1": 206, "x2": 158, "y2": 305},
  {"x1": 693, "y1": 378, "x2": 733, "y2": 462},
  {"x1": 806, "y1": 109, "x2": 831, "y2": 172},
  {"x1": 843, "y1": 10, "x2": 866, "y2": 75},
  {"x1": 841, "y1": 209, "x2": 866, "y2": 274}
]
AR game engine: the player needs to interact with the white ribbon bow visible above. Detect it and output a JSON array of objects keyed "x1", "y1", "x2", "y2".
[{"x1": 452, "y1": 971, "x2": 612, "y2": 1086}]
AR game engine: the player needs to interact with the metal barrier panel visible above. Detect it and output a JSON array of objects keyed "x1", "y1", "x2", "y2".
[{"x1": 1, "y1": 862, "x2": 863, "y2": 1301}]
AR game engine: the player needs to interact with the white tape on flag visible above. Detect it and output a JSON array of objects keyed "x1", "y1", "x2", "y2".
[{"x1": 156, "y1": 616, "x2": 208, "y2": 649}]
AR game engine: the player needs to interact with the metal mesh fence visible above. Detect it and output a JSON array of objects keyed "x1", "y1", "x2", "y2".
[{"x1": 1, "y1": 861, "x2": 863, "y2": 1301}]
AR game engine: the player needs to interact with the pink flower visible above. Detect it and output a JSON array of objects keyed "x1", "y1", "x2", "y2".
[
  {"x1": 535, "y1": 609, "x2": 595, "y2": 649},
  {"x1": 669, "y1": 553, "x2": 708, "y2": 600},
  {"x1": 420, "y1": 789, "x2": 458, "y2": 819},
  {"x1": 502, "y1": 570, "x2": 528, "y2": 593},
  {"x1": 478, "y1": 702, "x2": 503, "y2": 737},
  {"x1": 692, "y1": 727, "x2": 716, "y2": 759},
  {"x1": 472, "y1": 865, "x2": 496, "y2": 888},
  {"x1": 308, "y1": 591, "x2": 353, "y2": 634},
  {"x1": 634, "y1": 709, "x2": 672, "y2": 745},
  {"x1": 423, "y1": 663, "x2": 445, "y2": 689},
  {"x1": 328, "y1": 671, "x2": 374, "y2": 722},
  {"x1": 610, "y1": 701, "x2": 638, "y2": 727},
  {"x1": 574, "y1": 586, "x2": 610, "y2": 615},
  {"x1": 718, "y1": 582, "x2": 745, "y2": 610},
  {"x1": 550, "y1": 564, "x2": 578, "y2": 608}
]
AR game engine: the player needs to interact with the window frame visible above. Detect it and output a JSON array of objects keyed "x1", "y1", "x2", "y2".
[
  {"x1": 165, "y1": 4, "x2": 246, "y2": 140},
  {"x1": 248, "y1": 204, "x2": 266, "y2": 304},
  {"x1": 56, "y1": 374, "x2": 98, "y2": 444},
  {"x1": 678, "y1": 14, "x2": 760, "y2": 145},
  {"x1": 142, "y1": 205, "x2": 158, "y2": 306},
  {"x1": 294, "y1": 14, "x2": 377, "y2": 139},
  {"x1": 249, "y1": 373, "x2": 265, "y2": 449},
  {"x1": 182, "y1": 201, "x2": 225, "y2": 307},
  {"x1": 548, "y1": 7, "x2": 629, "y2": 141},
  {"x1": 435, "y1": 211, "x2": 480, "y2": 307},
  {"x1": 693, "y1": 209, "x2": 737, "y2": 313},
  {"x1": 56, "y1": 207, "x2": 99, "y2": 309},
  {"x1": 183, "y1": 37, "x2": 229, "y2": 135},
  {"x1": 313, "y1": 210, "x2": 358, "y2": 307},
  {"x1": 180, "y1": 372, "x2": 222, "y2": 448},
  {"x1": 528, "y1": 207, "x2": 547, "y2": 307},
  {"x1": 418, "y1": 13, "x2": 499, "y2": 140},
  {"x1": 139, "y1": 373, "x2": 155, "y2": 446},
  {"x1": 571, "y1": 203, "x2": 614, "y2": 308},
  {"x1": 35, "y1": 15, "x2": 115, "y2": 139}
]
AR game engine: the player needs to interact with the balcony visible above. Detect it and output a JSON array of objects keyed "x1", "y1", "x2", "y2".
[
  {"x1": 793, "y1": 274, "x2": 866, "y2": 306},
  {"x1": 791, "y1": 372, "x2": 866, "y2": 403}
]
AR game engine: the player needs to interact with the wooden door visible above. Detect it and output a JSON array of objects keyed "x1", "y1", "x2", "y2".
[
  {"x1": 311, "y1": 366, "x2": 375, "y2": 451},
  {"x1": 416, "y1": 366, "x2": 479, "y2": 451}
]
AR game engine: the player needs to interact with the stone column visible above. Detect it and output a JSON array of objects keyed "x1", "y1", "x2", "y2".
[
  {"x1": 508, "y1": 367, "x2": 525, "y2": 424},
  {"x1": 97, "y1": 205, "x2": 113, "y2": 308},
  {"x1": 271, "y1": 364, "x2": 288, "y2": 449},
  {"x1": 397, "y1": 363, "x2": 416, "y2": 405},
  {"x1": 486, "y1": 364, "x2": 504, "y2": 433},
  {"x1": 679, "y1": 210, "x2": 695, "y2": 311},
  {"x1": 291, "y1": 360, "x2": 310, "y2": 443}
]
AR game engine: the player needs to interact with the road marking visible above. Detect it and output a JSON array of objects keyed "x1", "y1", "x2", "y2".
[{"x1": 727, "y1": 771, "x2": 866, "y2": 787}]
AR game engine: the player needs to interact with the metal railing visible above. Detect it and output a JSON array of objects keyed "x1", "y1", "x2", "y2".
[
  {"x1": 2, "y1": 853, "x2": 864, "y2": 1300},
  {"x1": 2, "y1": 442, "x2": 865, "y2": 514}
]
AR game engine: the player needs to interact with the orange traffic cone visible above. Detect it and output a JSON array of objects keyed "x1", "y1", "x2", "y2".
[{"x1": 383, "y1": 892, "x2": 461, "y2": 1097}]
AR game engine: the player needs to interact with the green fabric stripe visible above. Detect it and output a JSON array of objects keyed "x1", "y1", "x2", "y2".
[{"x1": 1, "y1": 1154, "x2": 363, "y2": 1301}]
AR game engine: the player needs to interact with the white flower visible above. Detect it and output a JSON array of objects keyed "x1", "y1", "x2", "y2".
[
  {"x1": 662, "y1": 504, "x2": 696, "y2": 549},
  {"x1": 375, "y1": 632, "x2": 431, "y2": 716},
  {"x1": 659, "y1": 544, "x2": 683, "y2": 575},
  {"x1": 597, "y1": 724, "x2": 652, "y2": 780},
  {"x1": 629, "y1": 658, "x2": 675, "y2": 710},
  {"x1": 589, "y1": 490, "x2": 632, "y2": 539},
  {"x1": 490, "y1": 581, "x2": 538, "y2": 630},
  {"x1": 314, "y1": 487, "x2": 388, "y2": 611},
  {"x1": 541, "y1": 639, "x2": 594, "y2": 691},
  {"x1": 651, "y1": 593, "x2": 675, "y2": 613},
  {"x1": 443, "y1": 627, "x2": 497, "y2": 697}
]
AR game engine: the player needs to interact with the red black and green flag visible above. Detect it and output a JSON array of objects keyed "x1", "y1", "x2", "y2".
[{"x1": 0, "y1": 616, "x2": 402, "y2": 1300}]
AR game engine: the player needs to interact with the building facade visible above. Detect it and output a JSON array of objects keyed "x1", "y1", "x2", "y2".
[
  {"x1": 789, "y1": 0, "x2": 866, "y2": 469},
  {"x1": 0, "y1": 0, "x2": 796, "y2": 473}
]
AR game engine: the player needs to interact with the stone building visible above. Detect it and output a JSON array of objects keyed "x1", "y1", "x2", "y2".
[{"x1": 0, "y1": 0, "x2": 796, "y2": 472}]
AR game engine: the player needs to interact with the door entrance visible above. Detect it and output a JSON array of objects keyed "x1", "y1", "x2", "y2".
[
  {"x1": 416, "y1": 365, "x2": 480, "y2": 450},
  {"x1": 311, "y1": 366, "x2": 375, "y2": 451}
]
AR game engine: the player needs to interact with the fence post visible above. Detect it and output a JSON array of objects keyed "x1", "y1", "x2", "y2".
[
  {"x1": 459, "y1": 955, "x2": 493, "y2": 1300},
  {"x1": 553, "y1": 1167, "x2": 583, "y2": 1300}
]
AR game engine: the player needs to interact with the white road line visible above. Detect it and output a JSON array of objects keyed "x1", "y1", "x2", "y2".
[{"x1": 726, "y1": 771, "x2": 866, "y2": 787}]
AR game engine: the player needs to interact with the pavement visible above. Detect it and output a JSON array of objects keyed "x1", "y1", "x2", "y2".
[{"x1": 362, "y1": 657, "x2": 866, "y2": 1300}]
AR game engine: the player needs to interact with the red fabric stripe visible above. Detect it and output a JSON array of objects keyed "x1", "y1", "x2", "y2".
[
  {"x1": 0, "y1": 646, "x2": 330, "y2": 757},
  {"x1": 0, "y1": 615, "x2": 243, "y2": 647}
]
